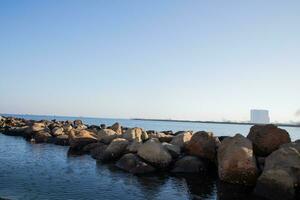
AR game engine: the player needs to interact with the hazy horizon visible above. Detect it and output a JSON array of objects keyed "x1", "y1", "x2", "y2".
[{"x1": 1, "y1": 1, "x2": 300, "y2": 123}]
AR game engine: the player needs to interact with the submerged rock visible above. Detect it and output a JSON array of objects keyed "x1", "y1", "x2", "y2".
[
  {"x1": 218, "y1": 134, "x2": 258, "y2": 186},
  {"x1": 172, "y1": 156, "x2": 208, "y2": 173},
  {"x1": 254, "y1": 141, "x2": 300, "y2": 200},
  {"x1": 137, "y1": 138, "x2": 172, "y2": 168},
  {"x1": 247, "y1": 124, "x2": 291, "y2": 156},
  {"x1": 186, "y1": 131, "x2": 220, "y2": 162},
  {"x1": 116, "y1": 153, "x2": 155, "y2": 174}
]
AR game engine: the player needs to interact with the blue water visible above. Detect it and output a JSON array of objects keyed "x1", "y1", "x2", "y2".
[{"x1": 0, "y1": 114, "x2": 299, "y2": 199}]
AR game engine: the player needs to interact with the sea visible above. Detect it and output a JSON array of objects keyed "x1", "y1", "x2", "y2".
[{"x1": 0, "y1": 114, "x2": 299, "y2": 200}]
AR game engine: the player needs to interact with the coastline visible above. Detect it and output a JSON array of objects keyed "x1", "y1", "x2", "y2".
[{"x1": 132, "y1": 118, "x2": 300, "y2": 128}]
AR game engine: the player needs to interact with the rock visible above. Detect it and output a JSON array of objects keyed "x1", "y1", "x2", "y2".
[
  {"x1": 54, "y1": 134, "x2": 69, "y2": 146},
  {"x1": 82, "y1": 142, "x2": 102, "y2": 153},
  {"x1": 172, "y1": 156, "x2": 208, "y2": 173},
  {"x1": 126, "y1": 141, "x2": 142, "y2": 153},
  {"x1": 33, "y1": 131, "x2": 53, "y2": 143},
  {"x1": 122, "y1": 128, "x2": 145, "y2": 142},
  {"x1": 100, "y1": 138, "x2": 129, "y2": 161},
  {"x1": 254, "y1": 142, "x2": 300, "y2": 200},
  {"x1": 110, "y1": 122, "x2": 122, "y2": 134},
  {"x1": 30, "y1": 122, "x2": 47, "y2": 132},
  {"x1": 116, "y1": 153, "x2": 155, "y2": 174},
  {"x1": 74, "y1": 119, "x2": 83, "y2": 126},
  {"x1": 97, "y1": 129, "x2": 118, "y2": 144},
  {"x1": 51, "y1": 127, "x2": 64, "y2": 137},
  {"x1": 75, "y1": 124, "x2": 87, "y2": 130},
  {"x1": 247, "y1": 124, "x2": 291, "y2": 156},
  {"x1": 90, "y1": 143, "x2": 108, "y2": 160},
  {"x1": 162, "y1": 130, "x2": 173, "y2": 135},
  {"x1": 218, "y1": 136, "x2": 230, "y2": 142},
  {"x1": 218, "y1": 134, "x2": 258, "y2": 186},
  {"x1": 162, "y1": 142, "x2": 181, "y2": 158},
  {"x1": 63, "y1": 124, "x2": 73, "y2": 132},
  {"x1": 137, "y1": 138, "x2": 172, "y2": 168},
  {"x1": 100, "y1": 124, "x2": 106, "y2": 129},
  {"x1": 186, "y1": 131, "x2": 220, "y2": 162},
  {"x1": 3, "y1": 126, "x2": 29, "y2": 137},
  {"x1": 170, "y1": 132, "x2": 192, "y2": 150},
  {"x1": 69, "y1": 130, "x2": 98, "y2": 150},
  {"x1": 157, "y1": 132, "x2": 173, "y2": 143},
  {"x1": 141, "y1": 130, "x2": 149, "y2": 141}
]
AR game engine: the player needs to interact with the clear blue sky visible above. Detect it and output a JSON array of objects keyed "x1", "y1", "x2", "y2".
[{"x1": 0, "y1": 1, "x2": 300, "y2": 122}]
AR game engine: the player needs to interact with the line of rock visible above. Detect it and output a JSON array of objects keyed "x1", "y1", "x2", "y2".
[{"x1": 0, "y1": 116, "x2": 299, "y2": 200}]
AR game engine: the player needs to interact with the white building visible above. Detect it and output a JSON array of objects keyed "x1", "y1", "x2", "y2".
[{"x1": 250, "y1": 109, "x2": 270, "y2": 124}]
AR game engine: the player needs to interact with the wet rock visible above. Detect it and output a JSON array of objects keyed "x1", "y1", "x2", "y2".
[
  {"x1": 162, "y1": 142, "x2": 181, "y2": 158},
  {"x1": 218, "y1": 134, "x2": 258, "y2": 186},
  {"x1": 90, "y1": 143, "x2": 108, "y2": 160},
  {"x1": 33, "y1": 131, "x2": 53, "y2": 143},
  {"x1": 3, "y1": 126, "x2": 29, "y2": 137},
  {"x1": 116, "y1": 153, "x2": 155, "y2": 174},
  {"x1": 186, "y1": 131, "x2": 220, "y2": 162},
  {"x1": 82, "y1": 142, "x2": 102, "y2": 153},
  {"x1": 69, "y1": 130, "x2": 98, "y2": 150},
  {"x1": 247, "y1": 124, "x2": 291, "y2": 156},
  {"x1": 54, "y1": 134, "x2": 69, "y2": 146},
  {"x1": 170, "y1": 132, "x2": 192, "y2": 150},
  {"x1": 254, "y1": 142, "x2": 300, "y2": 200},
  {"x1": 137, "y1": 138, "x2": 172, "y2": 168},
  {"x1": 97, "y1": 129, "x2": 119, "y2": 144},
  {"x1": 172, "y1": 156, "x2": 208, "y2": 173},
  {"x1": 100, "y1": 138, "x2": 129, "y2": 162}
]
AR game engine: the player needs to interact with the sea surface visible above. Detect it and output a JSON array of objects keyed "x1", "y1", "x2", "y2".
[{"x1": 0, "y1": 114, "x2": 299, "y2": 200}]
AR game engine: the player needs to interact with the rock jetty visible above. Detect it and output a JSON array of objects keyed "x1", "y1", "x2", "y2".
[{"x1": 0, "y1": 116, "x2": 299, "y2": 200}]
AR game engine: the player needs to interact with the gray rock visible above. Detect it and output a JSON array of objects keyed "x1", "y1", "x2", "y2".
[{"x1": 116, "y1": 153, "x2": 155, "y2": 174}]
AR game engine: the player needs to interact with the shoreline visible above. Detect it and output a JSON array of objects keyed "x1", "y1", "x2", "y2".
[
  {"x1": 0, "y1": 116, "x2": 299, "y2": 200},
  {"x1": 132, "y1": 118, "x2": 300, "y2": 128}
]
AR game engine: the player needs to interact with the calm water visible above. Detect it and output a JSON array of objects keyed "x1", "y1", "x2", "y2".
[{"x1": 0, "y1": 115, "x2": 299, "y2": 200}]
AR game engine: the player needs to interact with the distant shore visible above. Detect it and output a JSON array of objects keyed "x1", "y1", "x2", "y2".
[{"x1": 132, "y1": 118, "x2": 300, "y2": 128}]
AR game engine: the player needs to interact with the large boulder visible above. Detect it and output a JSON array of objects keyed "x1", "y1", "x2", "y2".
[
  {"x1": 51, "y1": 127, "x2": 64, "y2": 137},
  {"x1": 172, "y1": 156, "x2": 208, "y2": 173},
  {"x1": 90, "y1": 143, "x2": 108, "y2": 160},
  {"x1": 126, "y1": 141, "x2": 142, "y2": 153},
  {"x1": 33, "y1": 131, "x2": 53, "y2": 143},
  {"x1": 3, "y1": 126, "x2": 29, "y2": 137},
  {"x1": 54, "y1": 134, "x2": 69, "y2": 146},
  {"x1": 97, "y1": 129, "x2": 119, "y2": 144},
  {"x1": 218, "y1": 134, "x2": 258, "y2": 186},
  {"x1": 170, "y1": 132, "x2": 192, "y2": 150},
  {"x1": 116, "y1": 153, "x2": 155, "y2": 174},
  {"x1": 254, "y1": 141, "x2": 300, "y2": 200},
  {"x1": 30, "y1": 122, "x2": 48, "y2": 132},
  {"x1": 247, "y1": 124, "x2": 291, "y2": 156},
  {"x1": 109, "y1": 122, "x2": 122, "y2": 134},
  {"x1": 137, "y1": 138, "x2": 172, "y2": 168},
  {"x1": 69, "y1": 130, "x2": 98, "y2": 150},
  {"x1": 122, "y1": 128, "x2": 147, "y2": 142},
  {"x1": 186, "y1": 131, "x2": 220, "y2": 162},
  {"x1": 162, "y1": 142, "x2": 181, "y2": 159},
  {"x1": 100, "y1": 138, "x2": 129, "y2": 162}
]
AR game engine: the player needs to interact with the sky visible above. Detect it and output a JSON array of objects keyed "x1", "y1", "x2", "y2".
[{"x1": 0, "y1": 0, "x2": 300, "y2": 123}]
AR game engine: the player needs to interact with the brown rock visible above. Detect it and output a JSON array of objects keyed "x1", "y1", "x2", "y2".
[
  {"x1": 69, "y1": 130, "x2": 97, "y2": 150},
  {"x1": 97, "y1": 129, "x2": 118, "y2": 144},
  {"x1": 100, "y1": 138, "x2": 129, "y2": 161},
  {"x1": 172, "y1": 156, "x2": 208, "y2": 173},
  {"x1": 110, "y1": 122, "x2": 122, "y2": 134},
  {"x1": 247, "y1": 124, "x2": 291, "y2": 156},
  {"x1": 218, "y1": 134, "x2": 258, "y2": 186},
  {"x1": 116, "y1": 153, "x2": 155, "y2": 174},
  {"x1": 186, "y1": 131, "x2": 220, "y2": 162}
]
